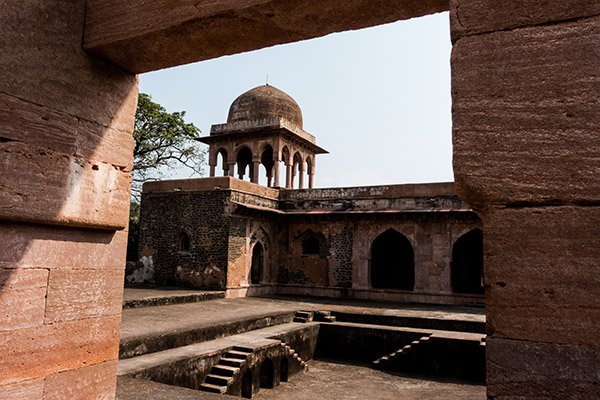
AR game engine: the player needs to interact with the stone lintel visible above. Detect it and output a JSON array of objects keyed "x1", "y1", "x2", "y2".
[{"x1": 83, "y1": 0, "x2": 449, "y2": 73}]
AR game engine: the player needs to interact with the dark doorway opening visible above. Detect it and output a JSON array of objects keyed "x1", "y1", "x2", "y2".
[
  {"x1": 370, "y1": 229, "x2": 415, "y2": 290},
  {"x1": 241, "y1": 369, "x2": 253, "y2": 398},
  {"x1": 451, "y1": 229, "x2": 484, "y2": 294},
  {"x1": 260, "y1": 358, "x2": 275, "y2": 389},
  {"x1": 251, "y1": 242, "x2": 264, "y2": 284},
  {"x1": 280, "y1": 357, "x2": 289, "y2": 382}
]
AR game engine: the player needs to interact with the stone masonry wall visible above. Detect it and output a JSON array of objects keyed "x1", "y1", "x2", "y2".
[{"x1": 138, "y1": 191, "x2": 230, "y2": 290}]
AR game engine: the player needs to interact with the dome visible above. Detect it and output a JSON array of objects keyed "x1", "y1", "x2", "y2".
[{"x1": 227, "y1": 85, "x2": 303, "y2": 128}]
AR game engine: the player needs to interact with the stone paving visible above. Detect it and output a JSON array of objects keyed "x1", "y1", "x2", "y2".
[
  {"x1": 254, "y1": 360, "x2": 486, "y2": 400},
  {"x1": 120, "y1": 289, "x2": 485, "y2": 343}
]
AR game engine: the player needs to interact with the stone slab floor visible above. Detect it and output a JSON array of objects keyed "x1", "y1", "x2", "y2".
[{"x1": 255, "y1": 360, "x2": 485, "y2": 400}]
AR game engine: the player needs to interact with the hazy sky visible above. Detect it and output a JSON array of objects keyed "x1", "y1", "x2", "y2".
[{"x1": 139, "y1": 11, "x2": 452, "y2": 188}]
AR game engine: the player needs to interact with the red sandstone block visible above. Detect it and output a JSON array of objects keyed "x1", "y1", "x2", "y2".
[
  {"x1": 0, "y1": 378, "x2": 44, "y2": 400},
  {"x1": 0, "y1": 0, "x2": 137, "y2": 130},
  {"x1": 483, "y1": 207, "x2": 600, "y2": 346},
  {"x1": 450, "y1": 0, "x2": 600, "y2": 41},
  {"x1": 0, "y1": 315, "x2": 120, "y2": 385},
  {"x1": 487, "y1": 337, "x2": 600, "y2": 398},
  {"x1": 0, "y1": 223, "x2": 127, "y2": 271},
  {"x1": 452, "y1": 16, "x2": 600, "y2": 210},
  {"x1": 0, "y1": 141, "x2": 130, "y2": 229},
  {"x1": 0, "y1": 93, "x2": 78, "y2": 155},
  {"x1": 45, "y1": 269, "x2": 124, "y2": 323},
  {"x1": 43, "y1": 361, "x2": 118, "y2": 400},
  {"x1": 76, "y1": 119, "x2": 135, "y2": 171},
  {"x1": 0, "y1": 268, "x2": 48, "y2": 331}
]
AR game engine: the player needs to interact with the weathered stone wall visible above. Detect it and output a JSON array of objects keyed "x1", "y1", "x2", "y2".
[
  {"x1": 138, "y1": 190, "x2": 230, "y2": 290},
  {"x1": 451, "y1": 1, "x2": 600, "y2": 397},
  {"x1": 0, "y1": 1, "x2": 137, "y2": 398},
  {"x1": 139, "y1": 179, "x2": 482, "y2": 305}
]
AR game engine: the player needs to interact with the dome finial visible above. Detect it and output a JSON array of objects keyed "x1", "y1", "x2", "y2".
[{"x1": 266, "y1": 74, "x2": 269, "y2": 86}]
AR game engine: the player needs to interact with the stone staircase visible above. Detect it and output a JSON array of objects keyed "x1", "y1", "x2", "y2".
[
  {"x1": 199, "y1": 346, "x2": 254, "y2": 394},
  {"x1": 293, "y1": 310, "x2": 336, "y2": 323},
  {"x1": 198, "y1": 342, "x2": 308, "y2": 396},
  {"x1": 372, "y1": 335, "x2": 431, "y2": 370},
  {"x1": 280, "y1": 343, "x2": 309, "y2": 373}
]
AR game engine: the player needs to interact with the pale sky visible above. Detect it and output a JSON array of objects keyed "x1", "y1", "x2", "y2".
[{"x1": 139, "y1": 11, "x2": 452, "y2": 188}]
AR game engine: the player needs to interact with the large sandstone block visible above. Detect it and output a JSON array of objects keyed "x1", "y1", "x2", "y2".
[
  {"x1": 0, "y1": 315, "x2": 120, "y2": 385},
  {"x1": 0, "y1": 223, "x2": 127, "y2": 270},
  {"x1": 450, "y1": 0, "x2": 600, "y2": 41},
  {"x1": 484, "y1": 207, "x2": 600, "y2": 346},
  {"x1": 43, "y1": 361, "x2": 118, "y2": 400},
  {"x1": 0, "y1": 142, "x2": 131, "y2": 229},
  {"x1": 0, "y1": 0, "x2": 137, "y2": 129},
  {"x1": 45, "y1": 269, "x2": 124, "y2": 323},
  {"x1": 452, "y1": 16, "x2": 600, "y2": 210},
  {"x1": 0, "y1": 93, "x2": 78, "y2": 155},
  {"x1": 84, "y1": 0, "x2": 448, "y2": 73},
  {"x1": 487, "y1": 337, "x2": 600, "y2": 399},
  {"x1": 0, "y1": 379, "x2": 44, "y2": 400},
  {"x1": 0, "y1": 269, "x2": 48, "y2": 332}
]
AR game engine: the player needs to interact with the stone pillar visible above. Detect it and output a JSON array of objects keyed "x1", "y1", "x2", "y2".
[
  {"x1": 228, "y1": 161, "x2": 236, "y2": 177},
  {"x1": 209, "y1": 165, "x2": 216, "y2": 177},
  {"x1": 298, "y1": 165, "x2": 305, "y2": 189},
  {"x1": 251, "y1": 160, "x2": 260, "y2": 184},
  {"x1": 273, "y1": 162, "x2": 280, "y2": 187},
  {"x1": 450, "y1": 2, "x2": 600, "y2": 397},
  {"x1": 0, "y1": 1, "x2": 137, "y2": 398},
  {"x1": 286, "y1": 164, "x2": 293, "y2": 189}
]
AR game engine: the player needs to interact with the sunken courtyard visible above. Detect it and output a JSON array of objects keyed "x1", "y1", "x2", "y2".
[{"x1": 1, "y1": 1, "x2": 599, "y2": 400}]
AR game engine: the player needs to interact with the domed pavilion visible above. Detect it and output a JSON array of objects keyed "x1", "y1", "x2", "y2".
[{"x1": 199, "y1": 85, "x2": 328, "y2": 189}]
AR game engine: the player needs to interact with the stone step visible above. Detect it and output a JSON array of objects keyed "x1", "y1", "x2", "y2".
[
  {"x1": 295, "y1": 311, "x2": 314, "y2": 321},
  {"x1": 232, "y1": 345, "x2": 254, "y2": 353},
  {"x1": 199, "y1": 383, "x2": 227, "y2": 394},
  {"x1": 226, "y1": 350, "x2": 251, "y2": 360},
  {"x1": 205, "y1": 374, "x2": 233, "y2": 386},
  {"x1": 220, "y1": 357, "x2": 245, "y2": 367},
  {"x1": 293, "y1": 317, "x2": 308, "y2": 323},
  {"x1": 212, "y1": 365, "x2": 238, "y2": 377}
]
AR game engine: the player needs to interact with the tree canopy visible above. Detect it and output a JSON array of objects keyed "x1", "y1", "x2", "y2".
[{"x1": 132, "y1": 93, "x2": 205, "y2": 197}]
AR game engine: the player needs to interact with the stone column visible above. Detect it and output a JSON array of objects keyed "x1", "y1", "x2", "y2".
[
  {"x1": 251, "y1": 160, "x2": 260, "y2": 184},
  {"x1": 451, "y1": 2, "x2": 600, "y2": 397},
  {"x1": 286, "y1": 164, "x2": 293, "y2": 189},
  {"x1": 228, "y1": 161, "x2": 236, "y2": 177},
  {"x1": 273, "y1": 162, "x2": 280, "y2": 187},
  {"x1": 209, "y1": 165, "x2": 216, "y2": 177},
  {"x1": 0, "y1": 1, "x2": 137, "y2": 398},
  {"x1": 298, "y1": 165, "x2": 305, "y2": 189}
]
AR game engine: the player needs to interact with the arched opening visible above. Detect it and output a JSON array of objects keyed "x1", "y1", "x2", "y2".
[
  {"x1": 236, "y1": 146, "x2": 253, "y2": 181},
  {"x1": 175, "y1": 232, "x2": 190, "y2": 252},
  {"x1": 260, "y1": 145, "x2": 274, "y2": 187},
  {"x1": 241, "y1": 369, "x2": 253, "y2": 399},
  {"x1": 259, "y1": 358, "x2": 275, "y2": 389},
  {"x1": 280, "y1": 357, "x2": 289, "y2": 382},
  {"x1": 451, "y1": 228, "x2": 484, "y2": 294},
  {"x1": 370, "y1": 229, "x2": 414, "y2": 290},
  {"x1": 216, "y1": 148, "x2": 228, "y2": 176},
  {"x1": 250, "y1": 242, "x2": 264, "y2": 284},
  {"x1": 301, "y1": 234, "x2": 320, "y2": 255}
]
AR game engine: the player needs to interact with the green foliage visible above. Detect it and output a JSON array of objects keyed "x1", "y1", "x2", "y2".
[
  {"x1": 128, "y1": 93, "x2": 205, "y2": 260},
  {"x1": 132, "y1": 93, "x2": 205, "y2": 197}
]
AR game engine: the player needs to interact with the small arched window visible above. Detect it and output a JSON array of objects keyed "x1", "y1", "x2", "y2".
[
  {"x1": 301, "y1": 235, "x2": 320, "y2": 255},
  {"x1": 176, "y1": 232, "x2": 191, "y2": 252}
]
